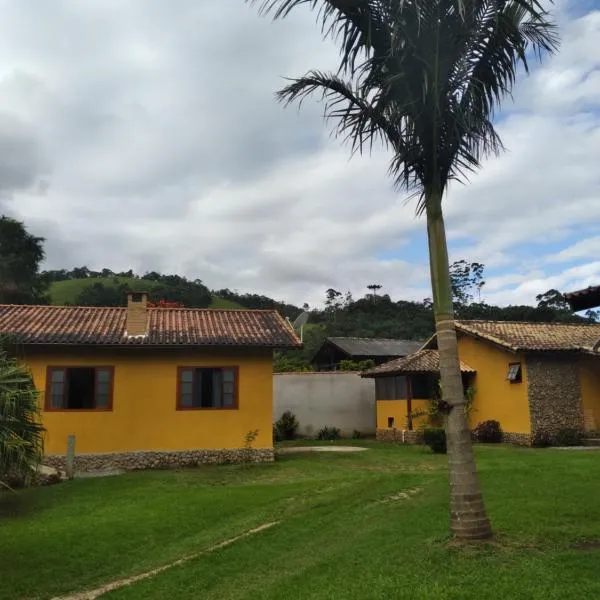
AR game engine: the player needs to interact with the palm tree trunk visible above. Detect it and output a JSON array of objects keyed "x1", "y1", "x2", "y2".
[{"x1": 425, "y1": 193, "x2": 493, "y2": 540}]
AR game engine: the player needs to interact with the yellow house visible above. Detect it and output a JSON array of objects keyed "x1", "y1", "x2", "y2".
[
  {"x1": 0, "y1": 293, "x2": 300, "y2": 470},
  {"x1": 365, "y1": 320, "x2": 600, "y2": 445}
]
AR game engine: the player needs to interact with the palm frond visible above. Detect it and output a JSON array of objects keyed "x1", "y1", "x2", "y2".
[
  {"x1": 252, "y1": 1, "x2": 392, "y2": 74},
  {"x1": 0, "y1": 348, "x2": 45, "y2": 485},
  {"x1": 277, "y1": 70, "x2": 402, "y2": 154},
  {"x1": 251, "y1": 0, "x2": 558, "y2": 205}
]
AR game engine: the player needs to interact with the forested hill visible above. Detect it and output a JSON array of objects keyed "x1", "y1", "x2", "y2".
[
  {"x1": 42, "y1": 267, "x2": 302, "y2": 317},
  {"x1": 40, "y1": 263, "x2": 599, "y2": 340},
  {"x1": 3, "y1": 215, "x2": 595, "y2": 372}
]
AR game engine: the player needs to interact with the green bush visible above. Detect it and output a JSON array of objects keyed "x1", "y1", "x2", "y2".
[
  {"x1": 338, "y1": 359, "x2": 376, "y2": 372},
  {"x1": 423, "y1": 428, "x2": 447, "y2": 454},
  {"x1": 473, "y1": 420, "x2": 503, "y2": 443},
  {"x1": 555, "y1": 428, "x2": 583, "y2": 447},
  {"x1": 274, "y1": 410, "x2": 299, "y2": 441},
  {"x1": 352, "y1": 429, "x2": 363, "y2": 439},
  {"x1": 531, "y1": 431, "x2": 553, "y2": 448},
  {"x1": 317, "y1": 426, "x2": 341, "y2": 441}
]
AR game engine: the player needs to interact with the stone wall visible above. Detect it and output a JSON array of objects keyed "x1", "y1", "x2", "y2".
[
  {"x1": 376, "y1": 428, "x2": 422, "y2": 444},
  {"x1": 44, "y1": 448, "x2": 275, "y2": 473},
  {"x1": 501, "y1": 432, "x2": 531, "y2": 446},
  {"x1": 526, "y1": 354, "x2": 583, "y2": 439},
  {"x1": 378, "y1": 427, "x2": 531, "y2": 446}
]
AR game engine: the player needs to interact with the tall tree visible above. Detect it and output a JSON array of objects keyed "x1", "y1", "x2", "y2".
[
  {"x1": 324, "y1": 288, "x2": 343, "y2": 319},
  {"x1": 367, "y1": 283, "x2": 383, "y2": 298},
  {"x1": 252, "y1": 0, "x2": 557, "y2": 539},
  {"x1": 0, "y1": 216, "x2": 48, "y2": 304},
  {"x1": 450, "y1": 260, "x2": 485, "y2": 305},
  {"x1": 535, "y1": 288, "x2": 570, "y2": 312}
]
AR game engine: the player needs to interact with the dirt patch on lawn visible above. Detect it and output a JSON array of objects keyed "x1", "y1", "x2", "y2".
[
  {"x1": 572, "y1": 539, "x2": 600, "y2": 551},
  {"x1": 362, "y1": 463, "x2": 444, "y2": 473},
  {"x1": 380, "y1": 487, "x2": 423, "y2": 502}
]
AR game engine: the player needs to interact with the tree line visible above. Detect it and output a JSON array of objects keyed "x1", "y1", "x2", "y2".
[
  {"x1": 1, "y1": 215, "x2": 596, "y2": 364},
  {"x1": 274, "y1": 261, "x2": 598, "y2": 372}
]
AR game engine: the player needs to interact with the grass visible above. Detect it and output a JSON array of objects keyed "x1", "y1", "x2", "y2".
[
  {"x1": 48, "y1": 277, "x2": 243, "y2": 309},
  {"x1": 2, "y1": 443, "x2": 600, "y2": 599}
]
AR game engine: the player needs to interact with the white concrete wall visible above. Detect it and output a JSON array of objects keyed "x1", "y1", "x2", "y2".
[{"x1": 273, "y1": 372, "x2": 376, "y2": 437}]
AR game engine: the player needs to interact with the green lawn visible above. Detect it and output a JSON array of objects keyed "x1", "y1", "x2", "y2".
[
  {"x1": 2, "y1": 443, "x2": 600, "y2": 599},
  {"x1": 48, "y1": 277, "x2": 243, "y2": 309}
]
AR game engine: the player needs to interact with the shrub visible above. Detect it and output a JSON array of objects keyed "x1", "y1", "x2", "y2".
[
  {"x1": 473, "y1": 420, "x2": 503, "y2": 443},
  {"x1": 352, "y1": 429, "x2": 362, "y2": 439},
  {"x1": 423, "y1": 428, "x2": 447, "y2": 454},
  {"x1": 0, "y1": 347, "x2": 45, "y2": 488},
  {"x1": 338, "y1": 359, "x2": 376, "y2": 372},
  {"x1": 241, "y1": 429, "x2": 259, "y2": 464},
  {"x1": 531, "y1": 431, "x2": 553, "y2": 448},
  {"x1": 317, "y1": 426, "x2": 341, "y2": 441},
  {"x1": 274, "y1": 410, "x2": 299, "y2": 441},
  {"x1": 555, "y1": 428, "x2": 583, "y2": 447}
]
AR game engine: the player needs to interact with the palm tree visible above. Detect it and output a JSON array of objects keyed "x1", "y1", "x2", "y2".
[
  {"x1": 0, "y1": 345, "x2": 44, "y2": 487},
  {"x1": 251, "y1": 0, "x2": 558, "y2": 539}
]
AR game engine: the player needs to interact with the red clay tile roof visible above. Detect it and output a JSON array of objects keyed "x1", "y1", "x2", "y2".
[
  {"x1": 455, "y1": 320, "x2": 600, "y2": 353},
  {"x1": 0, "y1": 304, "x2": 301, "y2": 348},
  {"x1": 362, "y1": 349, "x2": 475, "y2": 377}
]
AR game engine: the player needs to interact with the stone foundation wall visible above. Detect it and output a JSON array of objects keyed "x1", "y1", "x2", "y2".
[
  {"x1": 44, "y1": 448, "x2": 275, "y2": 473},
  {"x1": 501, "y1": 432, "x2": 531, "y2": 446},
  {"x1": 378, "y1": 428, "x2": 531, "y2": 447},
  {"x1": 526, "y1": 354, "x2": 583, "y2": 439},
  {"x1": 376, "y1": 429, "x2": 423, "y2": 444}
]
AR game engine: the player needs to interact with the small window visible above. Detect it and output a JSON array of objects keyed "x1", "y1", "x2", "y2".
[
  {"x1": 387, "y1": 417, "x2": 395, "y2": 428},
  {"x1": 178, "y1": 367, "x2": 238, "y2": 409},
  {"x1": 46, "y1": 367, "x2": 113, "y2": 410},
  {"x1": 507, "y1": 362, "x2": 522, "y2": 383}
]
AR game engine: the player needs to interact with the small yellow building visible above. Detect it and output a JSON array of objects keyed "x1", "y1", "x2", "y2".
[
  {"x1": 366, "y1": 320, "x2": 600, "y2": 445},
  {"x1": 0, "y1": 293, "x2": 300, "y2": 470}
]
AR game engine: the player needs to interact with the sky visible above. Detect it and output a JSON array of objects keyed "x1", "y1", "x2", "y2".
[{"x1": 0, "y1": 0, "x2": 598, "y2": 309}]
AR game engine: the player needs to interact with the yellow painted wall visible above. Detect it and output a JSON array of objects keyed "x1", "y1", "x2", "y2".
[
  {"x1": 23, "y1": 346, "x2": 274, "y2": 454},
  {"x1": 580, "y1": 356, "x2": 600, "y2": 431},
  {"x1": 376, "y1": 399, "x2": 430, "y2": 430},
  {"x1": 457, "y1": 335, "x2": 530, "y2": 433}
]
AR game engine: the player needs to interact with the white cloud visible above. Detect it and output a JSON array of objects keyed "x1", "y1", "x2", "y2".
[
  {"x1": 0, "y1": 1, "x2": 598, "y2": 310},
  {"x1": 546, "y1": 236, "x2": 600, "y2": 264},
  {"x1": 443, "y1": 8, "x2": 600, "y2": 305}
]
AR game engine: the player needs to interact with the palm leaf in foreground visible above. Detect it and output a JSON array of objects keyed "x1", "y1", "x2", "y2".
[
  {"x1": 0, "y1": 347, "x2": 44, "y2": 487},
  {"x1": 252, "y1": 0, "x2": 558, "y2": 539}
]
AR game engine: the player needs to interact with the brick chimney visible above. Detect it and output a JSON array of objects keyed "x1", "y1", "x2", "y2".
[{"x1": 125, "y1": 291, "x2": 148, "y2": 337}]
